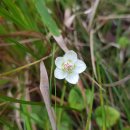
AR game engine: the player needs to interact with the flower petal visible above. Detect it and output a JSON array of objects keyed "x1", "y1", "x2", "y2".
[
  {"x1": 54, "y1": 68, "x2": 67, "y2": 79},
  {"x1": 74, "y1": 59, "x2": 87, "y2": 73},
  {"x1": 55, "y1": 57, "x2": 64, "y2": 69},
  {"x1": 64, "y1": 50, "x2": 77, "y2": 63},
  {"x1": 65, "y1": 72, "x2": 79, "y2": 84}
]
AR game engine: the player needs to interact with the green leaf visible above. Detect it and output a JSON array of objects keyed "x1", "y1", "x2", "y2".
[
  {"x1": 0, "y1": 79, "x2": 9, "y2": 86},
  {"x1": 21, "y1": 95, "x2": 32, "y2": 130},
  {"x1": 21, "y1": 104, "x2": 32, "y2": 130},
  {"x1": 85, "y1": 89, "x2": 94, "y2": 105},
  {"x1": 31, "y1": 106, "x2": 49, "y2": 129},
  {"x1": 68, "y1": 87, "x2": 84, "y2": 111},
  {"x1": 0, "y1": 0, "x2": 30, "y2": 29},
  {"x1": 0, "y1": 117, "x2": 17, "y2": 130},
  {"x1": 0, "y1": 95, "x2": 43, "y2": 105},
  {"x1": 118, "y1": 37, "x2": 129, "y2": 48},
  {"x1": 0, "y1": 95, "x2": 80, "y2": 111},
  {"x1": 95, "y1": 105, "x2": 120, "y2": 128},
  {"x1": 33, "y1": 0, "x2": 60, "y2": 36},
  {"x1": 123, "y1": 127, "x2": 130, "y2": 130},
  {"x1": 8, "y1": 39, "x2": 38, "y2": 59},
  {"x1": 59, "y1": 110, "x2": 72, "y2": 130}
]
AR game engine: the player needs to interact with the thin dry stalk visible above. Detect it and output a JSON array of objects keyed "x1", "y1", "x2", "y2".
[
  {"x1": 98, "y1": 14, "x2": 130, "y2": 21},
  {"x1": 0, "y1": 55, "x2": 51, "y2": 77},
  {"x1": 25, "y1": 55, "x2": 37, "y2": 130},
  {"x1": 103, "y1": 75, "x2": 130, "y2": 87},
  {"x1": 0, "y1": 31, "x2": 44, "y2": 39},
  {"x1": 84, "y1": 73, "x2": 105, "y2": 91},
  {"x1": 28, "y1": 87, "x2": 68, "y2": 105},
  {"x1": 14, "y1": 94, "x2": 23, "y2": 130},
  {"x1": 7, "y1": 91, "x2": 22, "y2": 130}
]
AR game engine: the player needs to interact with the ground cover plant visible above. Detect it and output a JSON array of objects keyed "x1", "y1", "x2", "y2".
[{"x1": 0, "y1": 0, "x2": 130, "y2": 130}]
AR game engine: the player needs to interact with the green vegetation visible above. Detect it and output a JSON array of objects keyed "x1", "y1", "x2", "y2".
[{"x1": 0, "y1": 0, "x2": 130, "y2": 130}]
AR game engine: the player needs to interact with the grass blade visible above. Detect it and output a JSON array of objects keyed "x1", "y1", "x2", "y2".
[{"x1": 33, "y1": 0, "x2": 60, "y2": 36}]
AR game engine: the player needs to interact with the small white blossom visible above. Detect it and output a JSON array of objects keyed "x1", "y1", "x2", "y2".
[{"x1": 54, "y1": 50, "x2": 87, "y2": 84}]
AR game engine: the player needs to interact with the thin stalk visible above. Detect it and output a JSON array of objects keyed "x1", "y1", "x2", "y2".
[
  {"x1": 50, "y1": 44, "x2": 56, "y2": 94},
  {"x1": 97, "y1": 64, "x2": 106, "y2": 130},
  {"x1": 85, "y1": 82, "x2": 94, "y2": 130},
  {"x1": 58, "y1": 81, "x2": 67, "y2": 129}
]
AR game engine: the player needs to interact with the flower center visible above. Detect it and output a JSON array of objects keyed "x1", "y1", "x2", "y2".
[{"x1": 62, "y1": 61, "x2": 74, "y2": 72}]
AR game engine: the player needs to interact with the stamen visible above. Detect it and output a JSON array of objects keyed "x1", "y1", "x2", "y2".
[{"x1": 63, "y1": 61, "x2": 73, "y2": 72}]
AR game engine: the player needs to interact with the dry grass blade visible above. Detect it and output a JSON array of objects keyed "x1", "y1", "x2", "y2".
[
  {"x1": 88, "y1": 0, "x2": 100, "y2": 30},
  {"x1": 0, "y1": 31, "x2": 44, "y2": 38},
  {"x1": 64, "y1": 8, "x2": 75, "y2": 28},
  {"x1": 53, "y1": 35, "x2": 69, "y2": 52},
  {"x1": 90, "y1": 30, "x2": 97, "y2": 79},
  {"x1": 0, "y1": 38, "x2": 40, "y2": 47},
  {"x1": 40, "y1": 61, "x2": 57, "y2": 130},
  {"x1": 98, "y1": 14, "x2": 130, "y2": 20}
]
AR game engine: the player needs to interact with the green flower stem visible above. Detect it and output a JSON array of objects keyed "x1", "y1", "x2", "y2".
[
  {"x1": 57, "y1": 80, "x2": 67, "y2": 129},
  {"x1": 97, "y1": 64, "x2": 106, "y2": 130},
  {"x1": 50, "y1": 44, "x2": 56, "y2": 94},
  {"x1": 85, "y1": 82, "x2": 94, "y2": 130}
]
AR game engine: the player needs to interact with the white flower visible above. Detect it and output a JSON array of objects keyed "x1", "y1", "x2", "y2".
[{"x1": 54, "y1": 50, "x2": 87, "y2": 84}]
